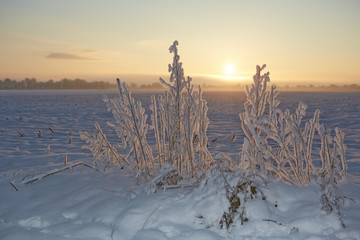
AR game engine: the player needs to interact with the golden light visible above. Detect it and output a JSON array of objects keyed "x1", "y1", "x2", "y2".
[
  {"x1": 224, "y1": 64, "x2": 235, "y2": 75},
  {"x1": 200, "y1": 63, "x2": 249, "y2": 83}
]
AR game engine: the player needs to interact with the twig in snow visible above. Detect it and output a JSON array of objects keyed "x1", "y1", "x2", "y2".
[
  {"x1": 18, "y1": 131, "x2": 25, "y2": 137},
  {"x1": 22, "y1": 162, "x2": 97, "y2": 185},
  {"x1": 10, "y1": 181, "x2": 19, "y2": 191},
  {"x1": 162, "y1": 183, "x2": 198, "y2": 190},
  {"x1": 262, "y1": 218, "x2": 282, "y2": 226},
  {"x1": 231, "y1": 134, "x2": 237, "y2": 142},
  {"x1": 97, "y1": 185, "x2": 122, "y2": 193},
  {"x1": 142, "y1": 203, "x2": 163, "y2": 229},
  {"x1": 110, "y1": 222, "x2": 115, "y2": 240}
]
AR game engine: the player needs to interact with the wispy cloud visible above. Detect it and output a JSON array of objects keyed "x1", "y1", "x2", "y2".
[
  {"x1": 8, "y1": 33, "x2": 125, "y2": 59},
  {"x1": 45, "y1": 52, "x2": 95, "y2": 60}
]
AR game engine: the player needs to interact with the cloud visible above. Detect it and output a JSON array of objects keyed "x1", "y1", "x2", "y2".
[{"x1": 45, "y1": 52, "x2": 94, "y2": 60}]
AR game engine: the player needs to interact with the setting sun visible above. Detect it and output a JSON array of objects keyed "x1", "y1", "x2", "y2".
[{"x1": 224, "y1": 64, "x2": 235, "y2": 75}]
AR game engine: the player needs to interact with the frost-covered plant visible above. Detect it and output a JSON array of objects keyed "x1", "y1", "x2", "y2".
[
  {"x1": 80, "y1": 80, "x2": 155, "y2": 180},
  {"x1": 318, "y1": 125, "x2": 347, "y2": 227},
  {"x1": 80, "y1": 122, "x2": 131, "y2": 171},
  {"x1": 239, "y1": 65, "x2": 348, "y2": 226},
  {"x1": 239, "y1": 64, "x2": 347, "y2": 186},
  {"x1": 81, "y1": 41, "x2": 212, "y2": 182},
  {"x1": 239, "y1": 64, "x2": 271, "y2": 176},
  {"x1": 197, "y1": 165, "x2": 266, "y2": 230},
  {"x1": 104, "y1": 79, "x2": 155, "y2": 179},
  {"x1": 219, "y1": 175, "x2": 261, "y2": 229},
  {"x1": 154, "y1": 41, "x2": 213, "y2": 178}
]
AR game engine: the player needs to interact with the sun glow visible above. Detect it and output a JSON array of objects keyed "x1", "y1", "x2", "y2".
[
  {"x1": 224, "y1": 64, "x2": 235, "y2": 75},
  {"x1": 203, "y1": 73, "x2": 248, "y2": 82},
  {"x1": 207, "y1": 63, "x2": 247, "y2": 82}
]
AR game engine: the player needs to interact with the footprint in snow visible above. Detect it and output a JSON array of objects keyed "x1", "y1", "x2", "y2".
[
  {"x1": 62, "y1": 212, "x2": 78, "y2": 220},
  {"x1": 18, "y1": 216, "x2": 51, "y2": 229}
]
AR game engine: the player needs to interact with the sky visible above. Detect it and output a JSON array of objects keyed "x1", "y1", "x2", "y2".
[{"x1": 0, "y1": 0, "x2": 359, "y2": 86}]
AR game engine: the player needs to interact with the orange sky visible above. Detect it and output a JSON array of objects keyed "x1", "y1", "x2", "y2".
[{"x1": 1, "y1": 0, "x2": 359, "y2": 86}]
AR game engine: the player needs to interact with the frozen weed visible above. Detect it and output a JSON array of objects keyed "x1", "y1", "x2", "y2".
[
  {"x1": 239, "y1": 64, "x2": 348, "y2": 227},
  {"x1": 81, "y1": 41, "x2": 212, "y2": 184}
]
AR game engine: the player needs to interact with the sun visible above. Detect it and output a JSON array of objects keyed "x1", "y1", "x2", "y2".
[
  {"x1": 205, "y1": 63, "x2": 247, "y2": 82},
  {"x1": 224, "y1": 64, "x2": 235, "y2": 75}
]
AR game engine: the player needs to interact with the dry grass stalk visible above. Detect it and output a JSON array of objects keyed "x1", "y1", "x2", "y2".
[
  {"x1": 17, "y1": 131, "x2": 25, "y2": 137},
  {"x1": 22, "y1": 162, "x2": 97, "y2": 185},
  {"x1": 10, "y1": 181, "x2": 19, "y2": 191}
]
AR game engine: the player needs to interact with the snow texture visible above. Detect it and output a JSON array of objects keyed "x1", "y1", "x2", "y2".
[{"x1": 0, "y1": 89, "x2": 360, "y2": 239}]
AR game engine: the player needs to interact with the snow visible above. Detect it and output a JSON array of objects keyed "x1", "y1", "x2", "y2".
[{"x1": 1, "y1": 90, "x2": 360, "y2": 239}]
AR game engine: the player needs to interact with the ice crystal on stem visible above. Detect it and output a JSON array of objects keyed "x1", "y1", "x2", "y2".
[
  {"x1": 240, "y1": 64, "x2": 347, "y2": 186},
  {"x1": 239, "y1": 64, "x2": 347, "y2": 226},
  {"x1": 104, "y1": 79, "x2": 155, "y2": 179},
  {"x1": 81, "y1": 41, "x2": 212, "y2": 184},
  {"x1": 156, "y1": 41, "x2": 213, "y2": 178}
]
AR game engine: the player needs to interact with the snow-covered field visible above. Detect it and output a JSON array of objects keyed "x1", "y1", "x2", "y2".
[{"x1": 1, "y1": 90, "x2": 359, "y2": 239}]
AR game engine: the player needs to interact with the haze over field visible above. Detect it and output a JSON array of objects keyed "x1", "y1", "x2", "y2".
[{"x1": 1, "y1": 0, "x2": 359, "y2": 86}]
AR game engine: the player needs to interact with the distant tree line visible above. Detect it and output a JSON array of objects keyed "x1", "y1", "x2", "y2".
[
  {"x1": 128, "y1": 82, "x2": 165, "y2": 90},
  {"x1": 200, "y1": 83, "x2": 360, "y2": 92},
  {"x1": 1, "y1": 77, "x2": 359, "y2": 91},
  {"x1": 0, "y1": 78, "x2": 116, "y2": 90},
  {"x1": 277, "y1": 84, "x2": 360, "y2": 92}
]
